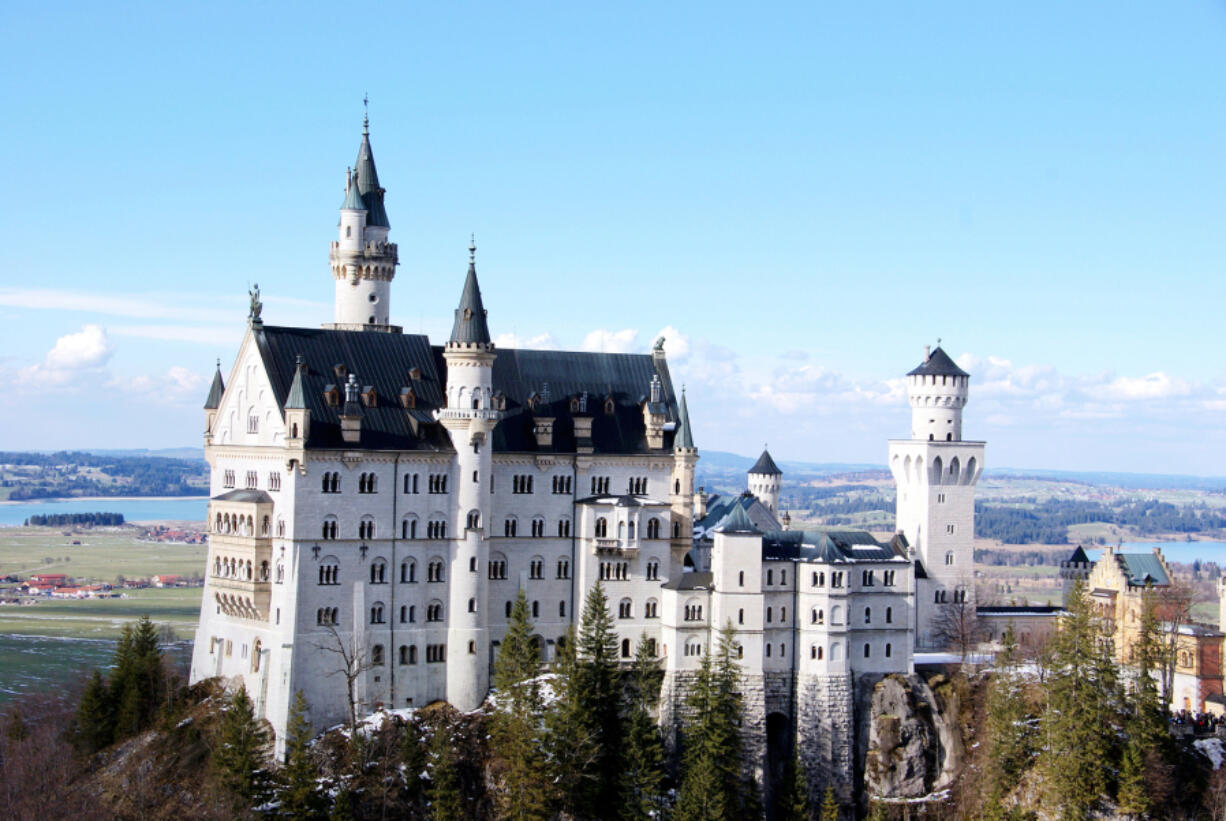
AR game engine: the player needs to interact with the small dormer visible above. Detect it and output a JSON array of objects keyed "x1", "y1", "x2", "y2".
[
  {"x1": 603, "y1": 394, "x2": 616, "y2": 415},
  {"x1": 399, "y1": 387, "x2": 416, "y2": 409},
  {"x1": 323, "y1": 384, "x2": 339, "y2": 407},
  {"x1": 492, "y1": 391, "x2": 507, "y2": 411},
  {"x1": 333, "y1": 363, "x2": 348, "y2": 380},
  {"x1": 284, "y1": 355, "x2": 310, "y2": 445},
  {"x1": 361, "y1": 385, "x2": 377, "y2": 407},
  {"x1": 408, "y1": 366, "x2": 422, "y2": 381}
]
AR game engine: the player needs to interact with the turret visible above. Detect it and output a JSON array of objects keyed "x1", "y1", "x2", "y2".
[
  {"x1": 906, "y1": 345, "x2": 969, "y2": 442},
  {"x1": 204, "y1": 359, "x2": 225, "y2": 443},
  {"x1": 327, "y1": 112, "x2": 399, "y2": 331},
  {"x1": 671, "y1": 387, "x2": 699, "y2": 562},
  {"x1": 284, "y1": 355, "x2": 310, "y2": 445},
  {"x1": 435, "y1": 239, "x2": 499, "y2": 712},
  {"x1": 747, "y1": 448, "x2": 782, "y2": 514}
]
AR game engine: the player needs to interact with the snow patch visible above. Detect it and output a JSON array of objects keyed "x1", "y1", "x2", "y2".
[{"x1": 1195, "y1": 738, "x2": 1225, "y2": 770}]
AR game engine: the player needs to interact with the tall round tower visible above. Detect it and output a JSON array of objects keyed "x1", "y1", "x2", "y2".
[
  {"x1": 907, "y1": 344, "x2": 969, "y2": 442},
  {"x1": 435, "y1": 239, "x2": 499, "y2": 711},
  {"x1": 326, "y1": 113, "x2": 399, "y2": 331},
  {"x1": 747, "y1": 448, "x2": 782, "y2": 514}
]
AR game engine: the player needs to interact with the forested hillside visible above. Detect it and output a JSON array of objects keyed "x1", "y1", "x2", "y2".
[{"x1": 0, "y1": 451, "x2": 207, "y2": 500}]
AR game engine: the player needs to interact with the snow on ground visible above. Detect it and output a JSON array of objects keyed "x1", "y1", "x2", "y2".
[{"x1": 1195, "y1": 737, "x2": 1224, "y2": 770}]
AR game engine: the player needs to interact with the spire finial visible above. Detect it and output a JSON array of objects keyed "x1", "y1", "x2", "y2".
[
  {"x1": 362, "y1": 94, "x2": 369, "y2": 135},
  {"x1": 216, "y1": 358, "x2": 220, "y2": 369},
  {"x1": 469, "y1": 234, "x2": 476, "y2": 265}
]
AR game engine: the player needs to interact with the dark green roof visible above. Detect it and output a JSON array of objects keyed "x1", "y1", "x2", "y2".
[
  {"x1": 204, "y1": 363, "x2": 224, "y2": 409},
  {"x1": 1116, "y1": 552, "x2": 1170, "y2": 587},
  {"x1": 906, "y1": 346, "x2": 968, "y2": 378},
  {"x1": 715, "y1": 503, "x2": 758, "y2": 534},
  {"x1": 449, "y1": 252, "x2": 492, "y2": 345},
  {"x1": 353, "y1": 123, "x2": 389, "y2": 228},
  {"x1": 749, "y1": 449, "x2": 781, "y2": 476},
  {"x1": 340, "y1": 170, "x2": 366, "y2": 211},
  {"x1": 675, "y1": 389, "x2": 695, "y2": 450}
]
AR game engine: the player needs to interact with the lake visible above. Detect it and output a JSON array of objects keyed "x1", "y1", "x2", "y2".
[
  {"x1": 0, "y1": 497, "x2": 207, "y2": 526},
  {"x1": 1087, "y1": 541, "x2": 1226, "y2": 566},
  {"x1": 0, "y1": 633, "x2": 193, "y2": 703}
]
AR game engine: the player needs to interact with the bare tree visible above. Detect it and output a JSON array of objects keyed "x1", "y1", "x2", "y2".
[
  {"x1": 932, "y1": 579, "x2": 986, "y2": 660},
  {"x1": 314, "y1": 622, "x2": 374, "y2": 733},
  {"x1": 1150, "y1": 580, "x2": 1195, "y2": 709}
]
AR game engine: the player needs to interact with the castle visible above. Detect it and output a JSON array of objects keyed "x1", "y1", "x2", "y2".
[{"x1": 189, "y1": 116, "x2": 986, "y2": 796}]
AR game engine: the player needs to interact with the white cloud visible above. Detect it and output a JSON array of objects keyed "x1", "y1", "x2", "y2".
[
  {"x1": 125, "y1": 366, "x2": 207, "y2": 403},
  {"x1": 1102, "y1": 372, "x2": 1190, "y2": 400},
  {"x1": 582, "y1": 328, "x2": 639, "y2": 353},
  {"x1": 110, "y1": 324, "x2": 238, "y2": 345},
  {"x1": 0, "y1": 288, "x2": 235, "y2": 324},
  {"x1": 493, "y1": 332, "x2": 559, "y2": 350},
  {"x1": 44, "y1": 324, "x2": 113, "y2": 370}
]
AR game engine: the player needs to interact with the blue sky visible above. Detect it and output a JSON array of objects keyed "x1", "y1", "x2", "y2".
[{"x1": 2, "y1": 2, "x2": 1224, "y2": 474}]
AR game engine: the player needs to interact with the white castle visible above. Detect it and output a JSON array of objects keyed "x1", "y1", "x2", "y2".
[{"x1": 189, "y1": 116, "x2": 984, "y2": 795}]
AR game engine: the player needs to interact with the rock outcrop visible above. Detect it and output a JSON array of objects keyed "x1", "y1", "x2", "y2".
[{"x1": 860, "y1": 673, "x2": 964, "y2": 801}]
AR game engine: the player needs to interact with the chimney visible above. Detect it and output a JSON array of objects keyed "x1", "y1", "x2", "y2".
[
  {"x1": 339, "y1": 373, "x2": 362, "y2": 444},
  {"x1": 694, "y1": 486, "x2": 708, "y2": 519}
]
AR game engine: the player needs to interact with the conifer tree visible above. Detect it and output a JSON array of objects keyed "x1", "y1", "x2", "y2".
[
  {"x1": 574, "y1": 580, "x2": 625, "y2": 814},
  {"x1": 1039, "y1": 579, "x2": 1115, "y2": 820},
  {"x1": 213, "y1": 685, "x2": 273, "y2": 808},
  {"x1": 427, "y1": 714, "x2": 464, "y2": 821},
  {"x1": 619, "y1": 633, "x2": 668, "y2": 821},
  {"x1": 546, "y1": 626, "x2": 601, "y2": 816},
  {"x1": 491, "y1": 589, "x2": 551, "y2": 820},
  {"x1": 676, "y1": 624, "x2": 751, "y2": 821},
  {"x1": 981, "y1": 627, "x2": 1036, "y2": 811},
  {"x1": 777, "y1": 750, "x2": 811, "y2": 821},
  {"x1": 1118, "y1": 590, "x2": 1171, "y2": 817},
  {"x1": 277, "y1": 690, "x2": 324, "y2": 819},
  {"x1": 820, "y1": 785, "x2": 840, "y2": 821},
  {"x1": 72, "y1": 668, "x2": 115, "y2": 754}
]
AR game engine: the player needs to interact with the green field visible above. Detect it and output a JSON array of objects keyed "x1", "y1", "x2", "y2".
[
  {"x1": 0, "y1": 587, "x2": 202, "y2": 640},
  {"x1": 0, "y1": 526, "x2": 207, "y2": 581}
]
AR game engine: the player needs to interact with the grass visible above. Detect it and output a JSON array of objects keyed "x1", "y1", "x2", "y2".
[
  {"x1": 0, "y1": 526, "x2": 207, "y2": 581},
  {"x1": 0, "y1": 587, "x2": 202, "y2": 640}
]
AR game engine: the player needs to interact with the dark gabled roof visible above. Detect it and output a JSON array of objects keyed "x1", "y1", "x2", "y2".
[
  {"x1": 204, "y1": 362, "x2": 225, "y2": 409},
  {"x1": 694, "y1": 493, "x2": 780, "y2": 539},
  {"x1": 211, "y1": 489, "x2": 273, "y2": 503},
  {"x1": 254, "y1": 325, "x2": 681, "y2": 454},
  {"x1": 1064, "y1": 545, "x2": 1090, "y2": 565},
  {"x1": 675, "y1": 389, "x2": 695, "y2": 450},
  {"x1": 661, "y1": 571, "x2": 713, "y2": 591},
  {"x1": 760, "y1": 528, "x2": 906, "y2": 563},
  {"x1": 353, "y1": 119, "x2": 389, "y2": 228},
  {"x1": 749, "y1": 448, "x2": 782, "y2": 476},
  {"x1": 450, "y1": 250, "x2": 492, "y2": 345},
  {"x1": 906, "y1": 346, "x2": 968, "y2": 378}
]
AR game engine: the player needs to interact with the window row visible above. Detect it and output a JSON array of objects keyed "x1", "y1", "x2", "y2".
[
  {"x1": 213, "y1": 512, "x2": 270, "y2": 537},
  {"x1": 627, "y1": 477, "x2": 648, "y2": 495},
  {"x1": 551, "y1": 475, "x2": 573, "y2": 494},
  {"x1": 221, "y1": 469, "x2": 281, "y2": 492},
  {"x1": 594, "y1": 517, "x2": 665, "y2": 539}
]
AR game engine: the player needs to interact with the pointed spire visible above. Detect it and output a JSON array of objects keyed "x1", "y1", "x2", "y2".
[
  {"x1": 449, "y1": 237, "x2": 492, "y2": 345},
  {"x1": 340, "y1": 167, "x2": 366, "y2": 211},
  {"x1": 204, "y1": 359, "x2": 225, "y2": 409},
  {"x1": 285, "y1": 355, "x2": 307, "y2": 409},
  {"x1": 749, "y1": 448, "x2": 782, "y2": 476},
  {"x1": 353, "y1": 107, "x2": 389, "y2": 228},
  {"x1": 676, "y1": 386, "x2": 695, "y2": 450}
]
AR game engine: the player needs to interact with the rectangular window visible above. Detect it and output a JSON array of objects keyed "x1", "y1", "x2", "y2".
[
  {"x1": 246, "y1": 471, "x2": 258, "y2": 489},
  {"x1": 269, "y1": 472, "x2": 281, "y2": 491},
  {"x1": 247, "y1": 415, "x2": 259, "y2": 434},
  {"x1": 222, "y1": 470, "x2": 235, "y2": 488},
  {"x1": 946, "y1": 524, "x2": 955, "y2": 535}
]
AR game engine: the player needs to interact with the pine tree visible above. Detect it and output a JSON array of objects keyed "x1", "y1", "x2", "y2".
[
  {"x1": 491, "y1": 589, "x2": 551, "y2": 820},
  {"x1": 574, "y1": 580, "x2": 625, "y2": 814},
  {"x1": 1039, "y1": 579, "x2": 1116, "y2": 820},
  {"x1": 427, "y1": 714, "x2": 464, "y2": 821},
  {"x1": 277, "y1": 690, "x2": 324, "y2": 819},
  {"x1": 676, "y1": 624, "x2": 751, "y2": 821},
  {"x1": 619, "y1": 634, "x2": 668, "y2": 821},
  {"x1": 1118, "y1": 590, "x2": 1172, "y2": 817},
  {"x1": 777, "y1": 751, "x2": 811, "y2": 821},
  {"x1": 113, "y1": 676, "x2": 142, "y2": 739},
  {"x1": 213, "y1": 685, "x2": 273, "y2": 809},
  {"x1": 547, "y1": 626, "x2": 601, "y2": 816},
  {"x1": 981, "y1": 627, "x2": 1036, "y2": 811},
  {"x1": 72, "y1": 668, "x2": 115, "y2": 754},
  {"x1": 820, "y1": 785, "x2": 840, "y2": 821}
]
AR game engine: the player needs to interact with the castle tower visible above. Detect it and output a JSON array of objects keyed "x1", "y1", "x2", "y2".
[
  {"x1": 435, "y1": 239, "x2": 499, "y2": 710},
  {"x1": 1059, "y1": 545, "x2": 1092, "y2": 604},
  {"x1": 326, "y1": 113, "x2": 399, "y2": 331},
  {"x1": 670, "y1": 388, "x2": 699, "y2": 568},
  {"x1": 747, "y1": 448, "x2": 782, "y2": 514},
  {"x1": 203, "y1": 359, "x2": 224, "y2": 444},
  {"x1": 887, "y1": 345, "x2": 985, "y2": 647}
]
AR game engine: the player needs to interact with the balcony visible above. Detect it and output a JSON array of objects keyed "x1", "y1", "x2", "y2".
[{"x1": 595, "y1": 538, "x2": 638, "y2": 557}]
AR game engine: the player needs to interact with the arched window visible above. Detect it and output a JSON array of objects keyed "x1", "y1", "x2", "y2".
[
  {"x1": 886, "y1": 607, "x2": 893, "y2": 624},
  {"x1": 595, "y1": 518, "x2": 608, "y2": 538},
  {"x1": 427, "y1": 601, "x2": 443, "y2": 622},
  {"x1": 945, "y1": 551, "x2": 955, "y2": 566},
  {"x1": 559, "y1": 601, "x2": 567, "y2": 617},
  {"x1": 864, "y1": 643, "x2": 871, "y2": 658},
  {"x1": 318, "y1": 558, "x2": 339, "y2": 586},
  {"x1": 618, "y1": 598, "x2": 632, "y2": 619},
  {"x1": 370, "y1": 559, "x2": 387, "y2": 584},
  {"x1": 370, "y1": 603, "x2": 385, "y2": 624},
  {"x1": 647, "y1": 518, "x2": 660, "y2": 539},
  {"x1": 371, "y1": 645, "x2": 384, "y2": 666},
  {"x1": 468, "y1": 510, "x2": 481, "y2": 530},
  {"x1": 427, "y1": 559, "x2": 445, "y2": 582},
  {"x1": 885, "y1": 643, "x2": 892, "y2": 658},
  {"x1": 865, "y1": 607, "x2": 872, "y2": 624},
  {"x1": 532, "y1": 600, "x2": 540, "y2": 618},
  {"x1": 645, "y1": 599, "x2": 658, "y2": 618},
  {"x1": 321, "y1": 516, "x2": 338, "y2": 540}
]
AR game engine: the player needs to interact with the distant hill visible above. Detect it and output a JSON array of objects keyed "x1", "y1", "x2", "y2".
[{"x1": 79, "y1": 447, "x2": 205, "y2": 462}]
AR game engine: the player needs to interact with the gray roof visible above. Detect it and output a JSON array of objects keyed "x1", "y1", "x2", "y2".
[
  {"x1": 906, "y1": 346, "x2": 968, "y2": 378},
  {"x1": 760, "y1": 528, "x2": 907, "y2": 563},
  {"x1": 340, "y1": 170, "x2": 366, "y2": 211},
  {"x1": 978, "y1": 605, "x2": 1064, "y2": 616},
  {"x1": 211, "y1": 489, "x2": 273, "y2": 503},
  {"x1": 661, "y1": 571, "x2": 713, "y2": 591},
  {"x1": 749, "y1": 449, "x2": 782, "y2": 476},
  {"x1": 695, "y1": 493, "x2": 780, "y2": 539},
  {"x1": 353, "y1": 121, "x2": 389, "y2": 228},
  {"x1": 1064, "y1": 545, "x2": 1090, "y2": 565},
  {"x1": 450, "y1": 247, "x2": 492, "y2": 345},
  {"x1": 715, "y1": 503, "x2": 758, "y2": 534},
  {"x1": 675, "y1": 389, "x2": 695, "y2": 450},
  {"x1": 284, "y1": 359, "x2": 307, "y2": 409},
  {"x1": 204, "y1": 364, "x2": 225, "y2": 409},
  {"x1": 253, "y1": 325, "x2": 682, "y2": 454}
]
